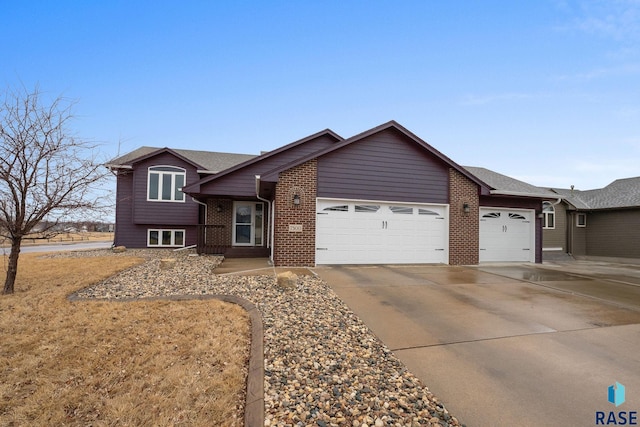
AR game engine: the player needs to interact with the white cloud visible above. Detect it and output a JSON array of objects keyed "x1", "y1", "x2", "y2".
[{"x1": 561, "y1": 0, "x2": 640, "y2": 42}]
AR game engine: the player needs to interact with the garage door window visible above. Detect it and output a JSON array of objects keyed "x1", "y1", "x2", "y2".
[
  {"x1": 390, "y1": 206, "x2": 413, "y2": 214},
  {"x1": 355, "y1": 205, "x2": 380, "y2": 213},
  {"x1": 419, "y1": 208, "x2": 439, "y2": 216},
  {"x1": 509, "y1": 213, "x2": 527, "y2": 220},
  {"x1": 323, "y1": 205, "x2": 349, "y2": 212},
  {"x1": 483, "y1": 212, "x2": 501, "y2": 219}
]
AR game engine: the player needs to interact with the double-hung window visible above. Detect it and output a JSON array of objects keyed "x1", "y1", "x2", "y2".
[{"x1": 148, "y1": 166, "x2": 186, "y2": 202}]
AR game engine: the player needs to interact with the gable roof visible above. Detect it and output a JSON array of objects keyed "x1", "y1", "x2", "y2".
[
  {"x1": 106, "y1": 146, "x2": 256, "y2": 173},
  {"x1": 260, "y1": 120, "x2": 490, "y2": 191},
  {"x1": 464, "y1": 166, "x2": 560, "y2": 199},
  {"x1": 181, "y1": 129, "x2": 343, "y2": 193},
  {"x1": 551, "y1": 176, "x2": 640, "y2": 209}
]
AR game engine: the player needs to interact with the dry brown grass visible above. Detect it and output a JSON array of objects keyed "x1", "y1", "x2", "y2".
[{"x1": 0, "y1": 254, "x2": 250, "y2": 426}]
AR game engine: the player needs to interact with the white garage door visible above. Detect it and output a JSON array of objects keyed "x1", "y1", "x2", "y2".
[
  {"x1": 479, "y1": 208, "x2": 535, "y2": 262},
  {"x1": 316, "y1": 198, "x2": 448, "y2": 265}
]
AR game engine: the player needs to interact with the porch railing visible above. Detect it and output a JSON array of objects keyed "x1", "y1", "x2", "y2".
[{"x1": 196, "y1": 224, "x2": 229, "y2": 255}]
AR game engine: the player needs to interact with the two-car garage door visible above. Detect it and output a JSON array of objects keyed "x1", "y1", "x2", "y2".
[
  {"x1": 315, "y1": 199, "x2": 535, "y2": 265},
  {"x1": 316, "y1": 198, "x2": 448, "y2": 265}
]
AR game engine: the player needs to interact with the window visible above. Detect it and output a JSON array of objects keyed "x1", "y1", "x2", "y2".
[
  {"x1": 390, "y1": 206, "x2": 413, "y2": 214},
  {"x1": 148, "y1": 229, "x2": 185, "y2": 247},
  {"x1": 323, "y1": 205, "x2": 349, "y2": 212},
  {"x1": 576, "y1": 213, "x2": 587, "y2": 228},
  {"x1": 355, "y1": 205, "x2": 380, "y2": 213},
  {"x1": 542, "y1": 202, "x2": 555, "y2": 229},
  {"x1": 148, "y1": 166, "x2": 186, "y2": 202},
  {"x1": 418, "y1": 208, "x2": 439, "y2": 216}
]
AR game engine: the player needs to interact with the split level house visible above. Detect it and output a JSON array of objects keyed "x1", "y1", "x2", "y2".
[{"x1": 107, "y1": 120, "x2": 587, "y2": 267}]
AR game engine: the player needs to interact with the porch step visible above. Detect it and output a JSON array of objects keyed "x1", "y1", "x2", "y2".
[{"x1": 224, "y1": 247, "x2": 270, "y2": 258}]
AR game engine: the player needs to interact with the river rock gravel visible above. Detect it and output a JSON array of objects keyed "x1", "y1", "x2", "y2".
[{"x1": 64, "y1": 249, "x2": 463, "y2": 427}]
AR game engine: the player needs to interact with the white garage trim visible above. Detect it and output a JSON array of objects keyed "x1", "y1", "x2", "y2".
[
  {"x1": 316, "y1": 198, "x2": 449, "y2": 265},
  {"x1": 479, "y1": 207, "x2": 535, "y2": 262}
]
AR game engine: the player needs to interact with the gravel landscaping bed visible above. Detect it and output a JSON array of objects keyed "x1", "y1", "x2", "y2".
[{"x1": 66, "y1": 249, "x2": 463, "y2": 427}]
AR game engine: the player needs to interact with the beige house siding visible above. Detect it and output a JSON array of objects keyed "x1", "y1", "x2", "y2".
[
  {"x1": 568, "y1": 212, "x2": 588, "y2": 256},
  {"x1": 586, "y1": 209, "x2": 640, "y2": 258},
  {"x1": 543, "y1": 202, "x2": 567, "y2": 251}
]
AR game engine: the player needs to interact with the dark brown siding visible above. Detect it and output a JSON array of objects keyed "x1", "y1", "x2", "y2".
[
  {"x1": 114, "y1": 152, "x2": 201, "y2": 248},
  {"x1": 317, "y1": 128, "x2": 449, "y2": 203},
  {"x1": 198, "y1": 134, "x2": 337, "y2": 197},
  {"x1": 132, "y1": 153, "x2": 200, "y2": 225},
  {"x1": 114, "y1": 170, "x2": 134, "y2": 247},
  {"x1": 586, "y1": 209, "x2": 640, "y2": 258}
]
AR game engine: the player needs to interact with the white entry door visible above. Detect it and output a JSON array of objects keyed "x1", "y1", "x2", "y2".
[
  {"x1": 315, "y1": 198, "x2": 449, "y2": 265},
  {"x1": 479, "y1": 207, "x2": 535, "y2": 262},
  {"x1": 233, "y1": 202, "x2": 264, "y2": 246}
]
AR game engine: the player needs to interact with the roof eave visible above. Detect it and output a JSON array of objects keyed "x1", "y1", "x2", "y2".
[
  {"x1": 490, "y1": 190, "x2": 564, "y2": 199},
  {"x1": 105, "y1": 163, "x2": 133, "y2": 170}
]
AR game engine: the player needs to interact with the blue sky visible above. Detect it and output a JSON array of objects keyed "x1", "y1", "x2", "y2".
[{"x1": 2, "y1": 0, "x2": 639, "y2": 190}]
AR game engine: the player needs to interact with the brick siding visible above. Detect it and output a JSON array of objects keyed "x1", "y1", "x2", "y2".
[
  {"x1": 449, "y1": 168, "x2": 479, "y2": 265},
  {"x1": 273, "y1": 160, "x2": 317, "y2": 266}
]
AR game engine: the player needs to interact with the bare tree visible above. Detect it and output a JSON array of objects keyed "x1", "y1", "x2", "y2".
[{"x1": 0, "y1": 85, "x2": 110, "y2": 294}]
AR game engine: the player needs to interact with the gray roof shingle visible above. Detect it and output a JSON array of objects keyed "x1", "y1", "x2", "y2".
[
  {"x1": 551, "y1": 176, "x2": 640, "y2": 209},
  {"x1": 107, "y1": 146, "x2": 257, "y2": 173},
  {"x1": 463, "y1": 166, "x2": 559, "y2": 198}
]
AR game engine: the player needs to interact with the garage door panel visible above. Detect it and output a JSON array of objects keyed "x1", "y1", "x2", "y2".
[
  {"x1": 316, "y1": 198, "x2": 448, "y2": 265},
  {"x1": 479, "y1": 208, "x2": 534, "y2": 263}
]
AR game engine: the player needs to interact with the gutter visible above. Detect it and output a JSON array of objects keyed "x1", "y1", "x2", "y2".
[
  {"x1": 490, "y1": 190, "x2": 566, "y2": 200},
  {"x1": 255, "y1": 175, "x2": 274, "y2": 264},
  {"x1": 104, "y1": 163, "x2": 132, "y2": 170}
]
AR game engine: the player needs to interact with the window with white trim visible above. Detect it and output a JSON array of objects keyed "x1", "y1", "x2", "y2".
[
  {"x1": 576, "y1": 213, "x2": 587, "y2": 228},
  {"x1": 148, "y1": 229, "x2": 185, "y2": 247},
  {"x1": 542, "y1": 202, "x2": 555, "y2": 229},
  {"x1": 147, "y1": 166, "x2": 186, "y2": 202}
]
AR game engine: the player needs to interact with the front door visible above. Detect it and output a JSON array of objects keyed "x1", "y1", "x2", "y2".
[{"x1": 233, "y1": 202, "x2": 264, "y2": 246}]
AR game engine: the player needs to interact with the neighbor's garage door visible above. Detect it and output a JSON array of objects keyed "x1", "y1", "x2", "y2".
[
  {"x1": 479, "y1": 207, "x2": 535, "y2": 262},
  {"x1": 316, "y1": 198, "x2": 448, "y2": 265}
]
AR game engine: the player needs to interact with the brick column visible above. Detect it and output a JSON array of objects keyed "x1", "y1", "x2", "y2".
[
  {"x1": 273, "y1": 160, "x2": 317, "y2": 266},
  {"x1": 449, "y1": 168, "x2": 479, "y2": 265}
]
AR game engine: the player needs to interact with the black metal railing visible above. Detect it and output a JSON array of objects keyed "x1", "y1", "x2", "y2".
[{"x1": 196, "y1": 224, "x2": 229, "y2": 255}]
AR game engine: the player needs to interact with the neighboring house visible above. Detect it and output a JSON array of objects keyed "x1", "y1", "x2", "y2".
[
  {"x1": 541, "y1": 178, "x2": 640, "y2": 261},
  {"x1": 108, "y1": 121, "x2": 558, "y2": 266}
]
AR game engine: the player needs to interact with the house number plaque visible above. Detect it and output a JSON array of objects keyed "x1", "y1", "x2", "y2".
[{"x1": 288, "y1": 224, "x2": 303, "y2": 232}]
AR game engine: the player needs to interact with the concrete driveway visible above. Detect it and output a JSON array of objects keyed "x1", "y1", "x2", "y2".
[{"x1": 313, "y1": 262, "x2": 640, "y2": 427}]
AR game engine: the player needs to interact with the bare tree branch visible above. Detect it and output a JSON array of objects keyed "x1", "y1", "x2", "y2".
[{"x1": 0, "y1": 84, "x2": 111, "y2": 294}]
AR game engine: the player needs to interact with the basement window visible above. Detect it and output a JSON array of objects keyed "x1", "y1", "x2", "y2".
[{"x1": 148, "y1": 229, "x2": 185, "y2": 247}]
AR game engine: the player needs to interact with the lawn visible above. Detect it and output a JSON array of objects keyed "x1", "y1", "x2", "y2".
[{"x1": 0, "y1": 252, "x2": 250, "y2": 426}]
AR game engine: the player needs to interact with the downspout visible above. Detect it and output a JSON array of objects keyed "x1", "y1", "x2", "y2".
[
  {"x1": 255, "y1": 175, "x2": 274, "y2": 264},
  {"x1": 191, "y1": 197, "x2": 208, "y2": 220}
]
